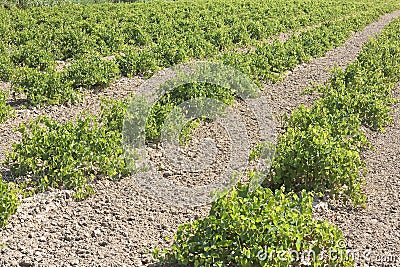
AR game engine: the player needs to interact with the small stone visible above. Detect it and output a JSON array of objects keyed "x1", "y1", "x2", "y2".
[
  {"x1": 70, "y1": 259, "x2": 79, "y2": 265},
  {"x1": 141, "y1": 257, "x2": 149, "y2": 264},
  {"x1": 133, "y1": 258, "x2": 142, "y2": 266},
  {"x1": 314, "y1": 202, "x2": 328, "y2": 212},
  {"x1": 18, "y1": 245, "x2": 26, "y2": 253},
  {"x1": 99, "y1": 241, "x2": 108, "y2": 247},
  {"x1": 92, "y1": 229, "x2": 102, "y2": 237},
  {"x1": 76, "y1": 249, "x2": 86, "y2": 255},
  {"x1": 19, "y1": 259, "x2": 33, "y2": 267},
  {"x1": 158, "y1": 163, "x2": 166, "y2": 171},
  {"x1": 163, "y1": 171, "x2": 173, "y2": 178},
  {"x1": 38, "y1": 236, "x2": 46, "y2": 242}
]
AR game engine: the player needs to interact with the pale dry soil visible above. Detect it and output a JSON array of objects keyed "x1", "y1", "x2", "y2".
[{"x1": 0, "y1": 10, "x2": 400, "y2": 267}]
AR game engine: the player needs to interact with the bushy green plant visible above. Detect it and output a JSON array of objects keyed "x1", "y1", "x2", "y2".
[
  {"x1": 145, "y1": 82, "x2": 235, "y2": 141},
  {"x1": 0, "y1": 175, "x2": 19, "y2": 228},
  {"x1": 0, "y1": 90, "x2": 13, "y2": 123},
  {"x1": 5, "y1": 111, "x2": 128, "y2": 199},
  {"x1": 100, "y1": 97, "x2": 129, "y2": 133},
  {"x1": 65, "y1": 54, "x2": 120, "y2": 90},
  {"x1": 10, "y1": 55, "x2": 120, "y2": 105},
  {"x1": 10, "y1": 41, "x2": 56, "y2": 71},
  {"x1": 117, "y1": 46, "x2": 160, "y2": 78},
  {"x1": 0, "y1": 54, "x2": 13, "y2": 82},
  {"x1": 317, "y1": 67, "x2": 396, "y2": 131},
  {"x1": 157, "y1": 185, "x2": 353, "y2": 267},
  {"x1": 271, "y1": 107, "x2": 367, "y2": 205},
  {"x1": 11, "y1": 67, "x2": 78, "y2": 105},
  {"x1": 99, "y1": 82, "x2": 235, "y2": 143}
]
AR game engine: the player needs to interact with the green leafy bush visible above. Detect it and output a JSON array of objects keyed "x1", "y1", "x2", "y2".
[
  {"x1": 0, "y1": 90, "x2": 13, "y2": 123},
  {"x1": 97, "y1": 82, "x2": 235, "y2": 142},
  {"x1": 157, "y1": 185, "x2": 353, "y2": 267},
  {"x1": 317, "y1": 67, "x2": 396, "y2": 131},
  {"x1": 65, "y1": 54, "x2": 120, "y2": 90},
  {"x1": 5, "y1": 111, "x2": 128, "y2": 199},
  {"x1": 10, "y1": 55, "x2": 120, "y2": 105},
  {"x1": 0, "y1": 54, "x2": 13, "y2": 81},
  {"x1": 145, "y1": 82, "x2": 235, "y2": 141},
  {"x1": 271, "y1": 106, "x2": 368, "y2": 205},
  {"x1": 10, "y1": 40, "x2": 56, "y2": 70},
  {"x1": 11, "y1": 67, "x2": 78, "y2": 105},
  {"x1": 0, "y1": 176, "x2": 19, "y2": 228},
  {"x1": 100, "y1": 97, "x2": 129, "y2": 133},
  {"x1": 117, "y1": 46, "x2": 160, "y2": 78}
]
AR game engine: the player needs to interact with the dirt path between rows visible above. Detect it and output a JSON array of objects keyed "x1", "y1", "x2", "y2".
[{"x1": 1, "y1": 10, "x2": 400, "y2": 267}]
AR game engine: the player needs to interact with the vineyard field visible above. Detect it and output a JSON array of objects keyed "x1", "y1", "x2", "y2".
[{"x1": 1, "y1": 0, "x2": 400, "y2": 266}]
